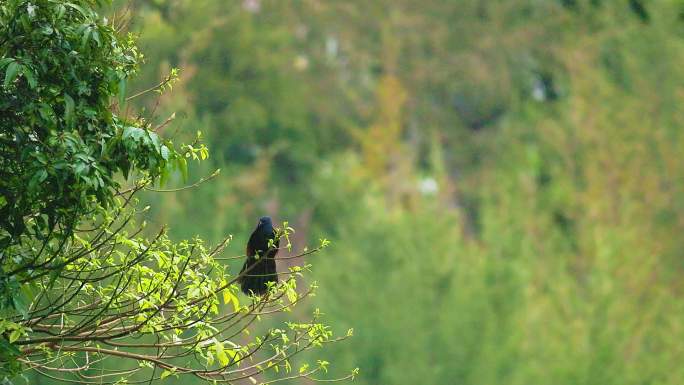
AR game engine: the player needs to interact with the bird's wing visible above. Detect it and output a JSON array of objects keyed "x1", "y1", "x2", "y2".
[{"x1": 246, "y1": 230, "x2": 259, "y2": 257}]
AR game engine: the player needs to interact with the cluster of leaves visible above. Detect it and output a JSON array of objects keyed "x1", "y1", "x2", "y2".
[
  {"x1": 0, "y1": 0, "x2": 192, "y2": 337},
  {"x1": 0, "y1": 0, "x2": 188, "y2": 274},
  {"x1": 10, "y1": 191, "x2": 350, "y2": 383}
]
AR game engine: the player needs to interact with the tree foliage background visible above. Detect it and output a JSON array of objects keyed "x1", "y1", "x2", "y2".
[
  {"x1": 6, "y1": 0, "x2": 684, "y2": 384},
  {"x1": 124, "y1": 0, "x2": 684, "y2": 384}
]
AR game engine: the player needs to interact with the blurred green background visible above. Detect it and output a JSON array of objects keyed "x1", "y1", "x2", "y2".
[{"x1": 96, "y1": 0, "x2": 684, "y2": 384}]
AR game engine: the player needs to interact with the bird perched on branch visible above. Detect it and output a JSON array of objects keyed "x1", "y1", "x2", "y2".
[{"x1": 239, "y1": 216, "x2": 279, "y2": 295}]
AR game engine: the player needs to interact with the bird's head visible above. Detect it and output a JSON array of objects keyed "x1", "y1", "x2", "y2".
[{"x1": 257, "y1": 216, "x2": 274, "y2": 231}]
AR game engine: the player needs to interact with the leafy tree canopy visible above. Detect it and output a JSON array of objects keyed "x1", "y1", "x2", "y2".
[{"x1": 0, "y1": 1, "x2": 354, "y2": 383}]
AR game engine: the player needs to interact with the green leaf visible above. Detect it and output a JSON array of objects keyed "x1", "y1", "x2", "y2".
[
  {"x1": 317, "y1": 360, "x2": 329, "y2": 373},
  {"x1": 222, "y1": 289, "x2": 232, "y2": 306},
  {"x1": 37, "y1": 103, "x2": 53, "y2": 120},
  {"x1": 4, "y1": 61, "x2": 21, "y2": 87},
  {"x1": 178, "y1": 157, "x2": 188, "y2": 182},
  {"x1": 22, "y1": 67, "x2": 37, "y2": 88},
  {"x1": 81, "y1": 26, "x2": 91, "y2": 48},
  {"x1": 0, "y1": 338, "x2": 20, "y2": 355},
  {"x1": 286, "y1": 287, "x2": 297, "y2": 304},
  {"x1": 64, "y1": 93, "x2": 75, "y2": 122},
  {"x1": 12, "y1": 295, "x2": 28, "y2": 319},
  {"x1": 123, "y1": 126, "x2": 144, "y2": 141},
  {"x1": 64, "y1": 2, "x2": 88, "y2": 17},
  {"x1": 92, "y1": 30, "x2": 101, "y2": 46},
  {"x1": 56, "y1": 4, "x2": 66, "y2": 18},
  {"x1": 8, "y1": 329, "x2": 23, "y2": 343},
  {"x1": 28, "y1": 169, "x2": 49, "y2": 191},
  {"x1": 215, "y1": 340, "x2": 229, "y2": 366},
  {"x1": 118, "y1": 77, "x2": 127, "y2": 106},
  {"x1": 222, "y1": 290, "x2": 240, "y2": 313},
  {"x1": 121, "y1": 161, "x2": 130, "y2": 180},
  {"x1": 0, "y1": 58, "x2": 14, "y2": 68},
  {"x1": 147, "y1": 131, "x2": 162, "y2": 151},
  {"x1": 160, "y1": 368, "x2": 176, "y2": 379}
]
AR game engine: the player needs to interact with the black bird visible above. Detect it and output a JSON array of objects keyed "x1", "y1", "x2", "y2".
[{"x1": 238, "y1": 216, "x2": 279, "y2": 295}]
